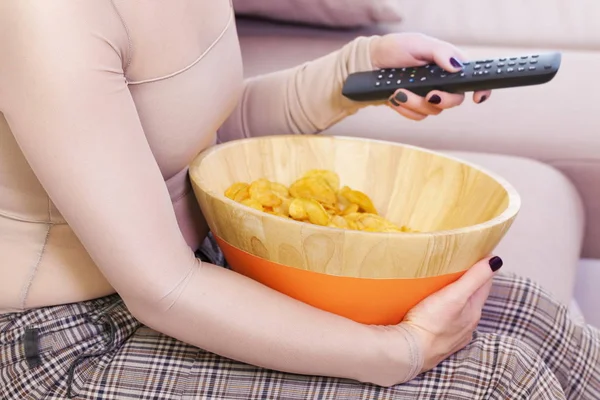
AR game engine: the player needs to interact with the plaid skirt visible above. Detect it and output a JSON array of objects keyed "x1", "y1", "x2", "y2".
[{"x1": 2, "y1": 238, "x2": 599, "y2": 399}]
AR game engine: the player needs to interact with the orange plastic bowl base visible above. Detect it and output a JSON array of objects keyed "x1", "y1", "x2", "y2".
[{"x1": 215, "y1": 236, "x2": 466, "y2": 325}]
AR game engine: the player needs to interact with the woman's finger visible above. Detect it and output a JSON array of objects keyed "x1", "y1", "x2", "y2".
[
  {"x1": 424, "y1": 90, "x2": 465, "y2": 109},
  {"x1": 388, "y1": 102, "x2": 428, "y2": 121},
  {"x1": 473, "y1": 90, "x2": 492, "y2": 104},
  {"x1": 469, "y1": 279, "x2": 493, "y2": 313},
  {"x1": 438, "y1": 256, "x2": 503, "y2": 303},
  {"x1": 408, "y1": 34, "x2": 469, "y2": 74},
  {"x1": 389, "y1": 89, "x2": 442, "y2": 116}
]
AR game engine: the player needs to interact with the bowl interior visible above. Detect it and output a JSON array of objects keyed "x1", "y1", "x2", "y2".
[{"x1": 193, "y1": 135, "x2": 513, "y2": 233}]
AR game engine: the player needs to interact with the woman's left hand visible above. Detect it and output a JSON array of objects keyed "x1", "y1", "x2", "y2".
[{"x1": 370, "y1": 33, "x2": 492, "y2": 121}]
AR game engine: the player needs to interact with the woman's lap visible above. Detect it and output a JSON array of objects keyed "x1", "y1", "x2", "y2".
[{"x1": 4, "y1": 272, "x2": 596, "y2": 399}]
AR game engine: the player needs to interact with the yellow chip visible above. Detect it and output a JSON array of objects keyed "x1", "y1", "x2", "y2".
[
  {"x1": 289, "y1": 198, "x2": 330, "y2": 226},
  {"x1": 289, "y1": 176, "x2": 337, "y2": 207}
]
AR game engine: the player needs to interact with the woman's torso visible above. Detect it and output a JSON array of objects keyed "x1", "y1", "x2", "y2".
[{"x1": 0, "y1": 0, "x2": 243, "y2": 313}]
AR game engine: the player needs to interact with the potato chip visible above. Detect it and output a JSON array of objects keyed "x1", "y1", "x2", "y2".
[
  {"x1": 241, "y1": 198, "x2": 264, "y2": 211},
  {"x1": 289, "y1": 176, "x2": 337, "y2": 207},
  {"x1": 289, "y1": 198, "x2": 330, "y2": 226},
  {"x1": 302, "y1": 169, "x2": 340, "y2": 191},
  {"x1": 249, "y1": 178, "x2": 282, "y2": 208},
  {"x1": 339, "y1": 186, "x2": 378, "y2": 214},
  {"x1": 224, "y1": 182, "x2": 250, "y2": 202},
  {"x1": 224, "y1": 170, "x2": 416, "y2": 233}
]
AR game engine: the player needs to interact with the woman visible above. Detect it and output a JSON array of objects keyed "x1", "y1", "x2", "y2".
[{"x1": 0, "y1": 1, "x2": 598, "y2": 399}]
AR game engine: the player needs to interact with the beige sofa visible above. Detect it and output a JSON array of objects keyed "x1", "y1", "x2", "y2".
[{"x1": 231, "y1": 4, "x2": 600, "y2": 326}]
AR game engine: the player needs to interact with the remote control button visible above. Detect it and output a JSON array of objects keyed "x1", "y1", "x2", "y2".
[
  {"x1": 388, "y1": 74, "x2": 394, "y2": 78},
  {"x1": 486, "y1": 59, "x2": 494, "y2": 63},
  {"x1": 401, "y1": 67, "x2": 407, "y2": 72},
  {"x1": 386, "y1": 81, "x2": 391, "y2": 85},
  {"x1": 496, "y1": 69, "x2": 502, "y2": 74},
  {"x1": 397, "y1": 79, "x2": 402, "y2": 84},
  {"x1": 483, "y1": 70, "x2": 489, "y2": 75},
  {"x1": 378, "y1": 75, "x2": 383, "y2": 79},
  {"x1": 499, "y1": 57, "x2": 507, "y2": 61},
  {"x1": 375, "y1": 82, "x2": 381, "y2": 86},
  {"x1": 379, "y1": 69, "x2": 385, "y2": 73},
  {"x1": 519, "y1": 61, "x2": 527, "y2": 65},
  {"x1": 440, "y1": 74, "x2": 446, "y2": 78},
  {"x1": 507, "y1": 68, "x2": 514, "y2": 72},
  {"x1": 409, "y1": 78, "x2": 414, "y2": 82},
  {"x1": 463, "y1": 62, "x2": 471, "y2": 65},
  {"x1": 485, "y1": 64, "x2": 492, "y2": 69},
  {"x1": 530, "y1": 59, "x2": 538, "y2": 64},
  {"x1": 520, "y1": 56, "x2": 528, "y2": 59},
  {"x1": 460, "y1": 72, "x2": 465, "y2": 77},
  {"x1": 391, "y1": 68, "x2": 396, "y2": 72},
  {"x1": 508, "y1": 61, "x2": 516, "y2": 66},
  {"x1": 498, "y1": 62, "x2": 505, "y2": 67},
  {"x1": 510, "y1": 57, "x2": 518, "y2": 60},
  {"x1": 475, "y1": 60, "x2": 486, "y2": 64},
  {"x1": 518, "y1": 67, "x2": 525, "y2": 72},
  {"x1": 544, "y1": 64, "x2": 552, "y2": 69},
  {"x1": 532, "y1": 54, "x2": 539, "y2": 58},
  {"x1": 528, "y1": 66, "x2": 536, "y2": 71},
  {"x1": 420, "y1": 77, "x2": 427, "y2": 81},
  {"x1": 474, "y1": 65, "x2": 482, "y2": 70}
]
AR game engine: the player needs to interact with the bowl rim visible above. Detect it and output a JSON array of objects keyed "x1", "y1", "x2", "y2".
[{"x1": 189, "y1": 135, "x2": 522, "y2": 237}]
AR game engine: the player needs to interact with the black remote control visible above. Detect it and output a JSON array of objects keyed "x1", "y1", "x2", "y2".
[{"x1": 341, "y1": 52, "x2": 562, "y2": 101}]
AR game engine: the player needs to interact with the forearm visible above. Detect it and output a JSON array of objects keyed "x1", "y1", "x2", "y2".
[
  {"x1": 128, "y1": 260, "x2": 416, "y2": 385},
  {"x1": 218, "y1": 35, "x2": 381, "y2": 142}
]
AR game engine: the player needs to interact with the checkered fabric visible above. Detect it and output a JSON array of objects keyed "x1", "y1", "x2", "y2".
[{"x1": 1, "y1": 274, "x2": 599, "y2": 399}]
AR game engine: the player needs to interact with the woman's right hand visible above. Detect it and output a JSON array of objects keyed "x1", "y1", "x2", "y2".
[{"x1": 392, "y1": 256, "x2": 504, "y2": 381}]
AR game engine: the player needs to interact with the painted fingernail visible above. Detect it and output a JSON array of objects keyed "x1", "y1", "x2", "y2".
[
  {"x1": 479, "y1": 95, "x2": 488, "y2": 104},
  {"x1": 428, "y1": 94, "x2": 441, "y2": 104},
  {"x1": 489, "y1": 256, "x2": 503, "y2": 272},
  {"x1": 394, "y1": 91, "x2": 408, "y2": 103},
  {"x1": 450, "y1": 57, "x2": 464, "y2": 69}
]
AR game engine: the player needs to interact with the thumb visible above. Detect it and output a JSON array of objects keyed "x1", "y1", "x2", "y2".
[
  {"x1": 411, "y1": 35, "x2": 469, "y2": 73},
  {"x1": 439, "y1": 256, "x2": 503, "y2": 300}
]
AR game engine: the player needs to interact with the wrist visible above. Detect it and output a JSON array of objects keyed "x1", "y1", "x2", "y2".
[{"x1": 354, "y1": 323, "x2": 425, "y2": 387}]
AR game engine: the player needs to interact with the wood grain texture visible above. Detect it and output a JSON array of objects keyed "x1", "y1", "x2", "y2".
[{"x1": 190, "y1": 135, "x2": 520, "y2": 279}]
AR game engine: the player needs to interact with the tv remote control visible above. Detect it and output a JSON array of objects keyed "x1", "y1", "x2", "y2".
[{"x1": 341, "y1": 52, "x2": 562, "y2": 101}]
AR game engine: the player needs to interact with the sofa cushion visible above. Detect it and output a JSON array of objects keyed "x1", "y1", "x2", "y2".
[
  {"x1": 392, "y1": 0, "x2": 600, "y2": 50},
  {"x1": 232, "y1": 0, "x2": 402, "y2": 28}
]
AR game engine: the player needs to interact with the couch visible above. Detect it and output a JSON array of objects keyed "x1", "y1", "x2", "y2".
[{"x1": 230, "y1": 1, "x2": 600, "y2": 326}]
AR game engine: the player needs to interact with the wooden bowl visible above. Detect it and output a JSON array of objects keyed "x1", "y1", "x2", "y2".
[{"x1": 189, "y1": 135, "x2": 520, "y2": 324}]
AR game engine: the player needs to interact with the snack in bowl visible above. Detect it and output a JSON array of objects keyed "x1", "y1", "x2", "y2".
[
  {"x1": 224, "y1": 169, "x2": 416, "y2": 233},
  {"x1": 190, "y1": 135, "x2": 521, "y2": 325}
]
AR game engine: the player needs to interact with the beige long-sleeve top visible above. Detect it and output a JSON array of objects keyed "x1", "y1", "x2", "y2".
[{"x1": 0, "y1": 0, "x2": 416, "y2": 386}]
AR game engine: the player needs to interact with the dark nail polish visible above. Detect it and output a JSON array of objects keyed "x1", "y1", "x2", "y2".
[
  {"x1": 428, "y1": 94, "x2": 441, "y2": 104},
  {"x1": 389, "y1": 97, "x2": 400, "y2": 106},
  {"x1": 394, "y1": 91, "x2": 408, "y2": 103},
  {"x1": 489, "y1": 256, "x2": 503, "y2": 272},
  {"x1": 479, "y1": 95, "x2": 488, "y2": 104},
  {"x1": 450, "y1": 57, "x2": 464, "y2": 69}
]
